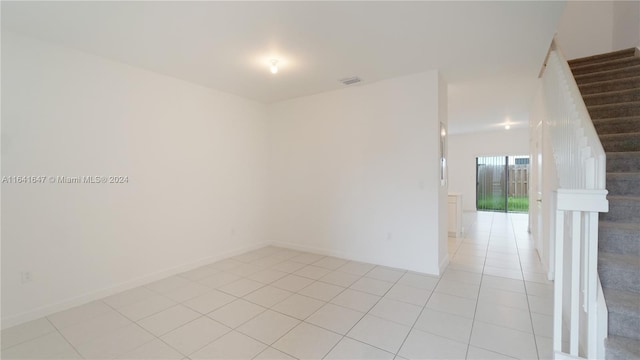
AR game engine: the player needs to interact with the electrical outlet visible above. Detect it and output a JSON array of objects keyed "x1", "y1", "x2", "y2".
[
  {"x1": 386, "y1": 232, "x2": 392, "y2": 241},
  {"x1": 21, "y1": 272, "x2": 32, "y2": 284}
]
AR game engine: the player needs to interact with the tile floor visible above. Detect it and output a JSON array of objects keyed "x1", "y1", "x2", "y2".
[{"x1": 1, "y1": 212, "x2": 554, "y2": 359}]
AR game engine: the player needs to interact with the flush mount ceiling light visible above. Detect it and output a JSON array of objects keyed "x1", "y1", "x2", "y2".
[
  {"x1": 504, "y1": 117, "x2": 511, "y2": 130},
  {"x1": 270, "y1": 59, "x2": 279, "y2": 74}
]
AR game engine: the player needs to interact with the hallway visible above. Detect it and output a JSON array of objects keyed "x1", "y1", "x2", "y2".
[{"x1": 446, "y1": 211, "x2": 553, "y2": 359}]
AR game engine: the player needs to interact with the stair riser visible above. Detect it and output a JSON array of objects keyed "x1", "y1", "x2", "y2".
[
  {"x1": 607, "y1": 154, "x2": 640, "y2": 172},
  {"x1": 607, "y1": 177, "x2": 640, "y2": 196},
  {"x1": 576, "y1": 66, "x2": 640, "y2": 85},
  {"x1": 599, "y1": 262, "x2": 640, "y2": 293},
  {"x1": 594, "y1": 119, "x2": 640, "y2": 134},
  {"x1": 579, "y1": 77, "x2": 640, "y2": 95},
  {"x1": 601, "y1": 137, "x2": 640, "y2": 152},
  {"x1": 600, "y1": 198, "x2": 640, "y2": 222},
  {"x1": 609, "y1": 311, "x2": 640, "y2": 340},
  {"x1": 572, "y1": 58, "x2": 640, "y2": 76},
  {"x1": 584, "y1": 90, "x2": 640, "y2": 106},
  {"x1": 599, "y1": 226, "x2": 640, "y2": 256},
  {"x1": 589, "y1": 104, "x2": 640, "y2": 119}
]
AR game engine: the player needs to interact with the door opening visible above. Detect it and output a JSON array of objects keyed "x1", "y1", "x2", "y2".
[{"x1": 476, "y1": 155, "x2": 529, "y2": 213}]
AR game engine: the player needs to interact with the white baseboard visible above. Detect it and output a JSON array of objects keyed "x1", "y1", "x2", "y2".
[
  {"x1": 1, "y1": 242, "x2": 270, "y2": 329},
  {"x1": 271, "y1": 241, "x2": 439, "y2": 277},
  {"x1": 438, "y1": 254, "x2": 450, "y2": 276},
  {"x1": 271, "y1": 241, "x2": 366, "y2": 265},
  {"x1": 4, "y1": 240, "x2": 444, "y2": 329}
]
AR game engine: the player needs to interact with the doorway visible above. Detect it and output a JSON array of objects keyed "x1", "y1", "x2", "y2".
[{"x1": 476, "y1": 155, "x2": 529, "y2": 213}]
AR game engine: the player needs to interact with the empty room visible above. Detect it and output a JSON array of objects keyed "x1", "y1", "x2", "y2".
[{"x1": 2, "y1": 1, "x2": 639, "y2": 359}]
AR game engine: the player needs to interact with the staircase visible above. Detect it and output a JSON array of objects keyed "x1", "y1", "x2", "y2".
[{"x1": 570, "y1": 48, "x2": 640, "y2": 360}]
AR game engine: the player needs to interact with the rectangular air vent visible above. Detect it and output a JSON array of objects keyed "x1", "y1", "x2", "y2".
[{"x1": 339, "y1": 76, "x2": 362, "y2": 85}]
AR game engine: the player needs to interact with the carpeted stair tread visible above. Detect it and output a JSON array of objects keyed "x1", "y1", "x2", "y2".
[
  {"x1": 606, "y1": 335, "x2": 640, "y2": 360},
  {"x1": 599, "y1": 221, "x2": 640, "y2": 256},
  {"x1": 571, "y1": 56, "x2": 640, "y2": 76},
  {"x1": 604, "y1": 287, "x2": 640, "y2": 316},
  {"x1": 584, "y1": 88, "x2": 640, "y2": 106},
  {"x1": 593, "y1": 116, "x2": 640, "y2": 134},
  {"x1": 607, "y1": 151, "x2": 640, "y2": 172},
  {"x1": 568, "y1": 48, "x2": 636, "y2": 68},
  {"x1": 598, "y1": 132, "x2": 640, "y2": 152},
  {"x1": 579, "y1": 76, "x2": 640, "y2": 95},
  {"x1": 603, "y1": 287, "x2": 640, "y2": 339},
  {"x1": 588, "y1": 101, "x2": 640, "y2": 119},
  {"x1": 606, "y1": 172, "x2": 640, "y2": 196},
  {"x1": 599, "y1": 252, "x2": 640, "y2": 293},
  {"x1": 571, "y1": 48, "x2": 640, "y2": 357},
  {"x1": 575, "y1": 65, "x2": 640, "y2": 85},
  {"x1": 601, "y1": 195, "x2": 640, "y2": 222}
]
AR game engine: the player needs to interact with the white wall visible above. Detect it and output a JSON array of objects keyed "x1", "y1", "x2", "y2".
[
  {"x1": 267, "y1": 71, "x2": 448, "y2": 275},
  {"x1": 612, "y1": 0, "x2": 640, "y2": 50},
  {"x1": 448, "y1": 129, "x2": 530, "y2": 212},
  {"x1": 557, "y1": 0, "x2": 640, "y2": 60},
  {"x1": 1, "y1": 33, "x2": 269, "y2": 327},
  {"x1": 556, "y1": 1, "x2": 615, "y2": 60},
  {"x1": 528, "y1": 80, "x2": 558, "y2": 277}
]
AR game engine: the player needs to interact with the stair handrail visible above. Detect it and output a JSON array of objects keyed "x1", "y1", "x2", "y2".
[
  {"x1": 545, "y1": 43, "x2": 607, "y2": 190},
  {"x1": 539, "y1": 40, "x2": 609, "y2": 360}
]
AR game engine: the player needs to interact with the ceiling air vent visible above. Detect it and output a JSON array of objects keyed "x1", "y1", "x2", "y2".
[{"x1": 339, "y1": 76, "x2": 362, "y2": 85}]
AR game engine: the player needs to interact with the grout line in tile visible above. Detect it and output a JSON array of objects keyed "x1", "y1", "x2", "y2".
[
  {"x1": 257, "y1": 270, "x2": 374, "y2": 357},
  {"x1": 207, "y1": 261, "x2": 365, "y2": 358},
  {"x1": 0, "y1": 321, "x2": 58, "y2": 354},
  {"x1": 101, "y1": 293, "x2": 191, "y2": 359},
  {"x1": 463, "y1": 211, "x2": 491, "y2": 359},
  {"x1": 164, "y1": 316, "x2": 233, "y2": 358},
  {"x1": 510, "y1": 215, "x2": 543, "y2": 360},
  {"x1": 3, "y1": 217, "x2": 548, "y2": 360},
  {"x1": 315, "y1": 264, "x2": 408, "y2": 358},
  {"x1": 43, "y1": 316, "x2": 85, "y2": 359}
]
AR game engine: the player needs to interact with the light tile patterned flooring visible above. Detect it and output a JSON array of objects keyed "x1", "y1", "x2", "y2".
[{"x1": 2, "y1": 212, "x2": 554, "y2": 359}]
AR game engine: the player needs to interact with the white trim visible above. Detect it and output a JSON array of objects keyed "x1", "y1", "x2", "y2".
[
  {"x1": 438, "y1": 254, "x2": 450, "y2": 276},
  {"x1": 270, "y1": 240, "x2": 440, "y2": 276},
  {"x1": 271, "y1": 241, "x2": 387, "y2": 270},
  {"x1": 597, "y1": 280, "x2": 608, "y2": 360},
  {"x1": 1, "y1": 242, "x2": 271, "y2": 329},
  {"x1": 556, "y1": 189, "x2": 609, "y2": 213},
  {"x1": 269, "y1": 241, "x2": 346, "y2": 261},
  {"x1": 554, "y1": 351, "x2": 584, "y2": 360},
  {"x1": 539, "y1": 41, "x2": 610, "y2": 360},
  {"x1": 4, "y1": 239, "x2": 447, "y2": 329},
  {"x1": 554, "y1": 209, "x2": 565, "y2": 353}
]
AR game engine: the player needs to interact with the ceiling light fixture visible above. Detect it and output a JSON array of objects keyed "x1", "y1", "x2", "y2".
[
  {"x1": 270, "y1": 59, "x2": 279, "y2": 74},
  {"x1": 504, "y1": 116, "x2": 511, "y2": 130}
]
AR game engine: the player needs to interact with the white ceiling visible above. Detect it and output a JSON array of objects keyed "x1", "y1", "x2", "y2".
[{"x1": 1, "y1": 1, "x2": 565, "y2": 134}]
